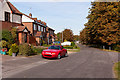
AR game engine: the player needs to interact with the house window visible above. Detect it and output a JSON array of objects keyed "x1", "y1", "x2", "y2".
[
  {"x1": 34, "y1": 24, "x2": 37, "y2": 30},
  {"x1": 5, "y1": 12, "x2": 10, "y2": 22},
  {"x1": 41, "y1": 27, "x2": 43, "y2": 32},
  {"x1": 44, "y1": 28, "x2": 46, "y2": 32},
  {"x1": 24, "y1": 33, "x2": 27, "y2": 43},
  {"x1": 38, "y1": 26, "x2": 41, "y2": 31}
]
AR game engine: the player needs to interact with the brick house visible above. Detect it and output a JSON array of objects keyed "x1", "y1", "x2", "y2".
[
  {"x1": 22, "y1": 13, "x2": 55, "y2": 46},
  {"x1": 0, "y1": 0, "x2": 30, "y2": 44},
  {"x1": 17, "y1": 26, "x2": 30, "y2": 44},
  {"x1": 0, "y1": 0, "x2": 22, "y2": 30},
  {"x1": 1, "y1": 0, "x2": 55, "y2": 46}
]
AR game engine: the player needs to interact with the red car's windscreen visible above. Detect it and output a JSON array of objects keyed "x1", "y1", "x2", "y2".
[{"x1": 48, "y1": 46, "x2": 60, "y2": 50}]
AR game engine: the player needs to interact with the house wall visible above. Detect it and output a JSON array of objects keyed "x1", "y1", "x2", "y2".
[
  {"x1": 22, "y1": 15, "x2": 34, "y2": 22},
  {"x1": 29, "y1": 36, "x2": 37, "y2": 46},
  {"x1": 18, "y1": 32, "x2": 30, "y2": 44},
  {"x1": 1, "y1": 1, "x2": 22, "y2": 30},
  {"x1": 22, "y1": 22, "x2": 33, "y2": 34},
  {"x1": 1, "y1": 1, "x2": 22, "y2": 23},
  {"x1": 1, "y1": 1, "x2": 12, "y2": 21},
  {"x1": 1, "y1": 21, "x2": 22, "y2": 30}
]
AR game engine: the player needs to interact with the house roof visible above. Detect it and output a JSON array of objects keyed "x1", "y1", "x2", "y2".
[
  {"x1": 35, "y1": 31, "x2": 42, "y2": 37},
  {"x1": 48, "y1": 27, "x2": 55, "y2": 31},
  {"x1": 7, "y1": 1, "x2": 22, "y2": 15},
  {"x1": 17, "y1": 26, "x2": 30, "y2": 32},
  {"x1": 37, "y1": 20, "x2": 41, "y2": 23},
  {"x1": 32, "y1": 18, "x2": 37, "y2": 21}
]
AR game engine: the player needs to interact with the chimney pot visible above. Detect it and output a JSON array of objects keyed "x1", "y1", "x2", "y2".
[{"x1": 29, "y1": 13, "x2": 32, "y2": 18}]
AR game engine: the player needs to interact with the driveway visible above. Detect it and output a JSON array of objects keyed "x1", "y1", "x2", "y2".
[{"x1": 2, "y1": 44, "x2": 119, "y2": 78}]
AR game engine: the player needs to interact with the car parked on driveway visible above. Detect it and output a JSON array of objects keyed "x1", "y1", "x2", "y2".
[{"x1": 42, "y1": 45, "x2": 68, "y2": 59}]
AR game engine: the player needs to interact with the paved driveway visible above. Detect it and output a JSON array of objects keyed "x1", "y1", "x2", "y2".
[{"x1": 2, "y1": 44, "x2": 119, "y2": 78}]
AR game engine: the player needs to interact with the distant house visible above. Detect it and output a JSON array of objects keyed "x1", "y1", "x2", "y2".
[{"x1": 0, "y1": 0, "x2": 22, "y2": 30}]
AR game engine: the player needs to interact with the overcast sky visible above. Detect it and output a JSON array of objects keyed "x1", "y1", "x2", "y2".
[{"x1": 9, "y1": 1, "x2": 91, "y2": 35}]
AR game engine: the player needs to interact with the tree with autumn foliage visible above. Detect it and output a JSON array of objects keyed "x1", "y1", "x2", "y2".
[
  {"x1": 63, "y1": 29, "x2": 74, "y2": 42},
  {"x1": 80, "y1": 2, "x2": 120, "y2": 49},
  {"x1": 73, "y1": 35, "x2": 79, "y2": 41},
  {"x1": 56, "y1": 32, "x2": 62, "y2": 42}
]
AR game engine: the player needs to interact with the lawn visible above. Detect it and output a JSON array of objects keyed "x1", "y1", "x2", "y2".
[
  {"x1": 67, "y1": 49, "x2": 80, "y2": 52},
  {"x1": 114, "y1": 61, "x2": 120, "y2": 80}
]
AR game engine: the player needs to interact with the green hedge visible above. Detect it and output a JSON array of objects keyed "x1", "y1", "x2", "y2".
[
  {"x1": 63, "y1": 46, "x2": 73, "y2": 49},
  {"x1": 114, "y1": 45, "x2": 120, "y2": 52},
  {"x1": 31, "y1": 47, "x2": 45, "y2": 55}
]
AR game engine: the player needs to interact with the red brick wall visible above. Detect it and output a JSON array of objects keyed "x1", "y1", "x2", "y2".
[
  {"x1": 1, "y1": 21, "x2": 22, "y2": 30},
  {"x1": 22, "y1": 22, "x2": 33, "y2": 34},
  {"x1": 29, "y1": 35, "x2": 37, "y2": 46}
]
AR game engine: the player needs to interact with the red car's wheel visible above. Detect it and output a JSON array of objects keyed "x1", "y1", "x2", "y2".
[
  {"x1": 64, "y1": 52, "x2": 68, "y2": 57},
  {"x1": 57, "y1": 54, "x2": 61, "y2": 59}
]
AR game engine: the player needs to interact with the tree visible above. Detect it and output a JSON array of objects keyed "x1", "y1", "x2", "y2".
[
  {"x1": 56, "y1": 32, "x2": 62, "y2": 42},
  {"x1": 80, "y1": 2, "x2": 120, "y2": 47},
  {"x1": 73, "y1": 35, "x2": 79, "y2": 41},
  {"x1": 63, "y1": 29, "x2": 74, "y2": 41},
  {"x1": 2, "y1": 30, "x2": 14, "y2": 44},
  {"x1": 11, "y1": 27, "x2": 17, "y2": 40}
]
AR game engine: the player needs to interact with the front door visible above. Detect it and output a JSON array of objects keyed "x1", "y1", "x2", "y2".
[{"x1": 24, "y1": 33, "x2": 27, "y2": 43}]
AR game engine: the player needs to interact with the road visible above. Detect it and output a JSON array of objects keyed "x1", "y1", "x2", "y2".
[{"x1": 2, "y1": 44, "x2": 119, "y2": 78}]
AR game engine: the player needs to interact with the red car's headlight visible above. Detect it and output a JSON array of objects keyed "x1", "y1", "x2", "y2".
[
  {"x1": 52, "y1": 53, "x2": 56, "y2": 55},
  {"x1": 42, "y1": 52, "x2": 44, "y2": 54}
]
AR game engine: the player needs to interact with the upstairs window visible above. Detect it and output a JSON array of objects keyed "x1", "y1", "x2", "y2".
[
  {"x1": 44, "y1": 28, "x2": 46, "y2": 32},
  {"x1": 34, "y1": 24, "x2": 37, "y2": 30},
  {"x1": 38, "y1": 26, "x2": 41, "y2": 31},
  {"x1": 41, "y1": 27, "x2": 43, "y2": 32},
  {"x1": 5, "y1": 12, "x2": 10, "y2": 22}
]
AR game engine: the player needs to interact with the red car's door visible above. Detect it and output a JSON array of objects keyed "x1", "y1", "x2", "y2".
[{"x1": 61, "y1": 46, "x2": 66, "y2": 56}]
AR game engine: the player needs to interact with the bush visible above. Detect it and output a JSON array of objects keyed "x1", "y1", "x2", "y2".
[
  {"x1": 11, "y1": 43, "x2": 19, "y2": 53},
  {"x1": 73, "y1": 45, "x2": 79, "y2": 49},
  {"x1": 114, "y1": 45, "x2": 120, "y2": 52},
  {"x1": 71, "y1": 42, "x2": 75, "y2": 47},
  {"x1": 63, "y1": 46, "x2": 73, "y2": 49},
  {"x1": 31, "y1": 47, "x2": 44, "y2": 55},
  {"x1": 8, "y1": 49, "x2": 12, "y2": 56},
  {"x1": 0, "y1": 40, "x2": 8, "y2": 48},
  {"x1": 19, "y1": 43, "x2": 32, "y2": 56},
  {"x1": 2, "y1": 30, "x2": 14, "y2": 44}
]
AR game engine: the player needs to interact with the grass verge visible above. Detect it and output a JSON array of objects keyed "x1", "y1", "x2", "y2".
[
  {"x1": 114, "y1": 62, "x2": 120, "y2": 80},
  {"x1": 67, "y1": 49, "x2": 80, "y2": 52}
]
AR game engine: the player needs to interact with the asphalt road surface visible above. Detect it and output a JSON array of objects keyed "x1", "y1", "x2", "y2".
[{"x1": 2, "y1": 44, "x2": 119, "y2": 78}]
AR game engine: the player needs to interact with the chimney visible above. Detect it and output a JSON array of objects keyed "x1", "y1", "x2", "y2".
[{"x1": 29, "y1": 13, "x2": 32, "y2": 18}]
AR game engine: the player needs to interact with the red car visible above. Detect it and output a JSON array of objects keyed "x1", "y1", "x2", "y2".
[{"x1": 42, "y1": 45, "x2": 68, "y2": 59}]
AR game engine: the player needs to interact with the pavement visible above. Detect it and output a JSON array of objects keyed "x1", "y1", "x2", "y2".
[{"x1": 1, "y1": 44, "x2": 119, "y2": 78}]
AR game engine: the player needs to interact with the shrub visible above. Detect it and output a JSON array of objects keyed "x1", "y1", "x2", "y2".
[
  {"x1": 31, "y1": 47, "x2": 44, "y2": 55},
  {"x1": 19, "y1": 43, "x2": 32, "y2": 56},
  {"x1": 71, "y1": 42, "x2": 75, "y2": 47},
  {"x1": 73, "y1": 45, "x2": 79, "y2": 49},
  {"x1": 114, "y1": 45, "x2": 120, "y2": 52},
  {"x1": 63, "y1": 46, "x2": 73, "y2": 49},
  {"x1": 8, "y1": 49, "x2": 12, "y2": 56},
  {"x1": 2, "y1": 30, "x2": 14, "y2": 44},
  {"x1": 11, "y1": 27, "x2": 17, "y2": 40},
  {"x1": 0, "y1": 40, "x2": 8, "y2": 48},
  {"x1": 11, "y1": 43, "x2": 19, "y2": 53}
]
